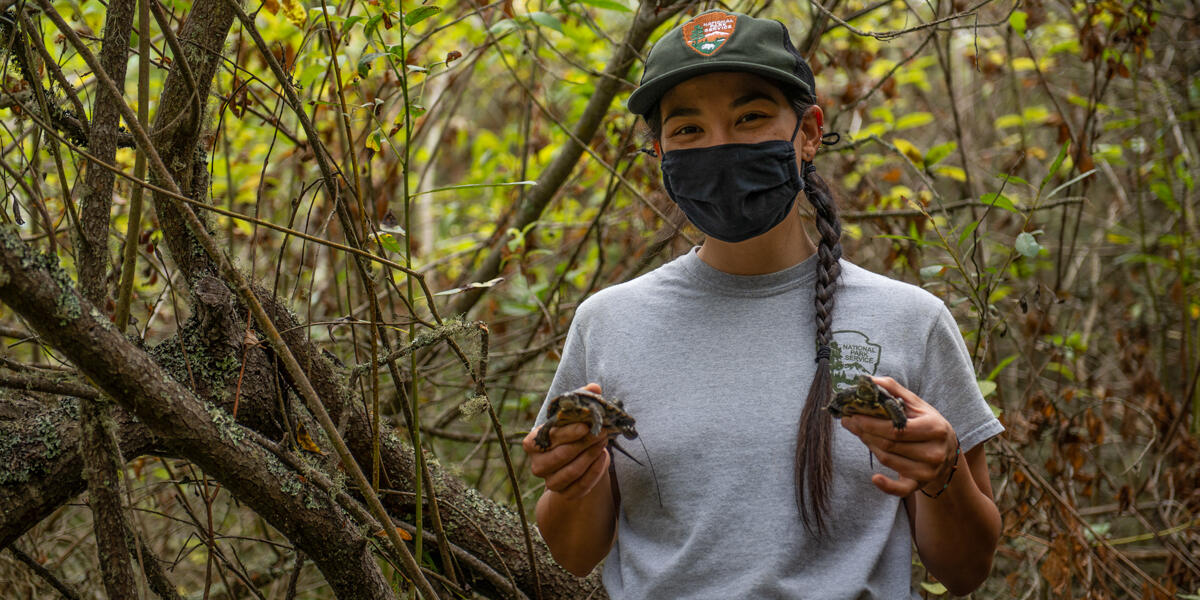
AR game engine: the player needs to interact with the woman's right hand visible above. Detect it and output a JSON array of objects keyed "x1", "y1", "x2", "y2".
[
  {"x1": 523, "y1": 383, "x2": 612, "y2": 500},
  {"x1": 524, "y1": 383, "x2": 620, "y2": 575}
]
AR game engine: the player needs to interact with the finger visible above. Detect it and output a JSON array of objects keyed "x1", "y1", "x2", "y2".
[
  {"x1": 851, "y1": 428, "x2": 948, "y2": 465},
  {"x1": 841, "y1": 411, "x2": 946, "y2": 441},
  {"x1": 521, "y1": 428, "x2": 540, "y2": 454},
  {"x1": 546, "y1": 422, "x2": 594, "y2": 446},
  {"x1": 530, "y1": 431, "x2": 608, "y2": 478},
  {"x1": 522, "y1": 422, "x2": 584, "y2": 457},
  {"x1": 871, "y1": 472, "x2": 918, "y2": 497},
  {"x1": 869, "y1": 376, "x2": 915, "y2": 403},
  {"x1": 583, "y1": 382, "x2": 602, "y2": 394},
  {"x1": 868, "y1": 447, "x2": 943, "y2": 483},
  {"x1": 556, "y1": 447, "x2": 612, "y2": 500},
  {"x1": 870, "y1": 376, "x2": 940, "y2": 416},
  {"x1": 546, "y1": 445, "x2": 609, "y2": 499}
]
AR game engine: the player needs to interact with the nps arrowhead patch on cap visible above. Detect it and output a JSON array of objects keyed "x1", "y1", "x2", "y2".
[{"x1": 681, "y1": 11, "x2": 738, "y2": 56}]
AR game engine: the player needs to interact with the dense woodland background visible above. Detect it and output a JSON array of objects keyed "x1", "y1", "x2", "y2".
[{"x1": 0, "y1": 0, "x2": 1195, "y2": 597}]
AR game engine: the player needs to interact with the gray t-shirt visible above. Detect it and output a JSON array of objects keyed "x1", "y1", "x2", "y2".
[{"x1": 536, "y1": 248, "x2": 1004, "y2": 599}]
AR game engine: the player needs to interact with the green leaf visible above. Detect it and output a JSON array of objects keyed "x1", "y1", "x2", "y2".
[
  {"x1": 434, "y1": 277, "x2": 505, "y2": 296},
  {"x1": 364, "y1": 14, "x2": 385, "y2": 37},
  {"x1": 1015, "y1": 231, "x2": 1043, "y2": 258},
  {"x1": 377, "y1": 232, "x2": 404, "y2": 254},
  {"x1": 357, "y1": 51, "x2": 388, "y2": 78},
  {"x1": 920, "y1": 581, "x2": 948, "y2": 595},
  {"x1": 529, "y1": 11, "x2": 563, "y2": 32},
  {"x1": 924, "y1": 141, "x2": 957, "y2": 167},
  {"x1": 977, "y1": 379, "x2": 997, "y2": 398},
  {"x1": 982, "y1": 193, "x2": 1019, "y2": 213},
  {"x1": 404, "y1": 5, "x2": 441, "y2": 27},
  {"x1": 489, "y1": 18, "x2": 520, "y2": 34},
  {"x1": 297, "y1": 61, "x2": 327, "y2": 89},
  {"x1": 1009, "y1": 9, "x2": 1027, "y2": 36},
  {"x1": 343, "y1": 15, "x2": 365, "y2": 29},
  {"x1": 996, "y1": 172, "x2": 1032, "y2": 187},
  {"x1": 920, "y1": 264, "x2": 947, "y2": 279},
  {"x1": 410, "y1": 180, "x2": 537, "y2": 197},
  {"x1": 1046, "y1": 169, "x2": 1096, "y2": 199},
  {"x1": 986, "y1": 354, "x2": 1019, "y2": 381},
  {"x1": 574, "y1": 0, "x2": 631, "y2": 11},
  {"x1": 1041, "y1": 141, "x2": 1070, "y2": 192},
  {"x1": 957, "y1": 220, "x2": 980, "y2": 247},
  {"x1": 895, "y1": 112, "x2": 934, "y2": 130},
  {"x1": 869, "y1": 105, "x2": 895, "y2": 125}
]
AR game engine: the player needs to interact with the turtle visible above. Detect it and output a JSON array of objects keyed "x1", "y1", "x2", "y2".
[
  {"x1": 533, "y1": 387, "x2": 638, "y2": 452},
  {"x1": 825, "y1": 375, "x2": 908, "y2": 430}
]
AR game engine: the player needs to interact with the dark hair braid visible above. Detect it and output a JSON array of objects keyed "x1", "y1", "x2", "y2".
[{"x1": 794, "y1": 164, "x2": 843, "y2": 536}]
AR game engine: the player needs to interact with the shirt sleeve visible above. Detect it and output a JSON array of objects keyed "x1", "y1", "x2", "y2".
[
  {"x1": 915, "y1": 306, "x2": 1005, "y2": 453},
  {"x1": 534, "y1": 312, "x2": 590, "y2": 427}
]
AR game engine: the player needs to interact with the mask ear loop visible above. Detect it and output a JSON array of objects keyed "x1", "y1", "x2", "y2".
[
  {"x1": 789, "y1": 115, "x2": 803, "y2": 144},
  {"x1": 639, "y1": 140, "x2": 662, "y2": 158}
]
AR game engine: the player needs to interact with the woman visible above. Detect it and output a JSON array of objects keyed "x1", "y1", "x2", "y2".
[{"x1": 522, "y1": 9, "x2": 1003, "y2": 598}]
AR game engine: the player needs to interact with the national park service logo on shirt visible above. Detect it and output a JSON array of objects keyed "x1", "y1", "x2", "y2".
[
  {"x1": 829, "y1": 330, "x2": 883, "y2": 391},
  {"x1": 682, "y1": 11, "x2": 738, "y2": 56}
]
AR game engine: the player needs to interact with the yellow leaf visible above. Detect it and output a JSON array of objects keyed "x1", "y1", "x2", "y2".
[
  {"x1": 283, "y1": 0, "x2": 307, "y2": 26},
  {"x1": 1011, "y1": 57, "x2": 1036, "y2": 71},
  {"x1": 296, "y1": 423, "x2": 325, "y2": 455},
  {"x1": 891, "y1": 137, "x2": 922, "y2": 164},
  {"x1": 934, "y1": 165, "x2": 967, "y2": 182},
  {"x1": 374, "y1": 527, "x2": 414, "y2": 541}
]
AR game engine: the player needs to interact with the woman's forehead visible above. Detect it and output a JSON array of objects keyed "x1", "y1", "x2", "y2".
[{"x1": 659, "y1": 71, "x2": 786, "y2": 113}]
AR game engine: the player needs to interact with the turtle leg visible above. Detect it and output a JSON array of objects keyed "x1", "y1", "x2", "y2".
[
  {"x1": 534, "y1": 417, "x2": 554, "y2": 450},
  {"x1": 884, "y1": 398, "x2": 908, "y2": 430},
  {"x1": 589, "y1": 405, "x2": 603, "y2": 437}
]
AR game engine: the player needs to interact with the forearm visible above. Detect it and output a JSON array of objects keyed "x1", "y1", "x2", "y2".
[
  {"x1": 911, "y1": 447, "x2": 1001, "y2": 595},
  {"x1": 536, "y1": 469, "x2": 618, "y2": 577}
]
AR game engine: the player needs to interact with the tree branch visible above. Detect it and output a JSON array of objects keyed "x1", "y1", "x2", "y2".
[
  {"x1": 0, "y1": 228, "x2": 397, "y2": 599},
  {"x1": 448, "y1": 0, "x2": 684, "y2": 317}
]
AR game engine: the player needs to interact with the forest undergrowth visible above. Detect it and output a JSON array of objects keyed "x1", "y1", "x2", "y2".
[{"x1": 0, "y1": 0, "x2": 1195, "y2": 598}]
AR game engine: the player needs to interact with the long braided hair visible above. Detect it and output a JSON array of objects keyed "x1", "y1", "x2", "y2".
[{"x1": 793, "y1": 121, "x2": 842, "y2": 537}]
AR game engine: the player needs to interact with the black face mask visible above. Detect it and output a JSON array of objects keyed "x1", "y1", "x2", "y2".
[{"x1": 660, "y1": 121, "x2": 805, "y2": 243}]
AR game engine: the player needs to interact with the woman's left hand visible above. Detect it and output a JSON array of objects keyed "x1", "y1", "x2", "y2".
[{"x1": 839, "y1": 376, "x2": 959, "y2": 497}]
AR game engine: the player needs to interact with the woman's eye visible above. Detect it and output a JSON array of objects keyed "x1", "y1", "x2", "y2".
[
  {"x1": 673, "y1": 125, "x2": 700, "y2": 136},
  {"x1": 738, "y1": 112, "x2": 766, "y2": 124}
]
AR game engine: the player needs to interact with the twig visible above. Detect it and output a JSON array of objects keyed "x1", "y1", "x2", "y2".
[
  {"x1": 809, "y1": 0, "x2": 1001, "y2": 41},
  {"x1": 840, "y1": 197, "x2": 1085, "y2": 221},
  {"x1": 7, "y1": 546, "x2": 84, "y2": 600}
]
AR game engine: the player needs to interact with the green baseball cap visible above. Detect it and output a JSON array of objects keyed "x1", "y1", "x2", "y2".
[{"x1": 627, "y1": 9, "x2": 817, "y2": 118}]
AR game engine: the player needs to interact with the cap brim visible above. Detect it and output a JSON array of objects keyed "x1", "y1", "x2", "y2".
[{"x1": 627, "y1": 61, "x2": 814, "y2": 117}]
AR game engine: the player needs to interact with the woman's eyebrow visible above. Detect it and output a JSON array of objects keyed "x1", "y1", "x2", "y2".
[
  {"x1": 662, "y1": 106, "x2": 699, "y2": 124},
  {"x1": 730, "y1": 91, "x2": 777, "y2": 108}
]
